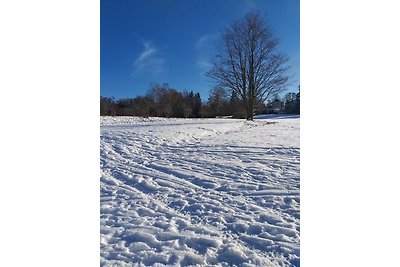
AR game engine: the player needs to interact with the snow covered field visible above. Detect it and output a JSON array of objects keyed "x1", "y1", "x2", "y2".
[{"x1": 100, "y1": 115, "x2": 300, "y2": 266}]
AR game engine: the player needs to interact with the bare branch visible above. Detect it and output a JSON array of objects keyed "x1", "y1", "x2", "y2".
[{"x1": 207, "y1": 11, "x2": 290, "y2": 120}]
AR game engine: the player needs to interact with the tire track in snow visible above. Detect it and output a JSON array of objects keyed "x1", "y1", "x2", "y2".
[{"x1": 100, "y1": 117, "x2": 300, "y2": 266}]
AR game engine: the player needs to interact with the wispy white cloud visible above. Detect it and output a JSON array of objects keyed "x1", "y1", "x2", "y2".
[
  {"x1": 136, "y1": 42, "x2": 156, "y2": 62},
  {"x1": 196, "y1": 60, "x2": 212, "y2": 73},
  {"x1": 195, "y1": 34, "x2": 217, "y2": 75},
  {"x1": 133, "y1": 41, "x2": 165, "y2": 75},
  {"x1": 195, "y1": 34, "x2": 213, "y2": 49}
]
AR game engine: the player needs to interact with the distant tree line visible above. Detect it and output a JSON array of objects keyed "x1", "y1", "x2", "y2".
[
  {"x1": 101, "y1": 83, "x2": 300, "y2": 118},
  {"x1": 283, "y1": 87, "x2": 300, "y2": 114},
  {"x1": 263, "y1": 86, "x2": 300, "y2": 115},
  {"x1": 101, "y1": 83, "x2": 201, "y2": 118}
]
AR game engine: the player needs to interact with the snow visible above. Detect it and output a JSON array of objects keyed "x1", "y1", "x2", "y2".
[{"x1": 100, "y1": 115, "x2": 300, "y2": 266}]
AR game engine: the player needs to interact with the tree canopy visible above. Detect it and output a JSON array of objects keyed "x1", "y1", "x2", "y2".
[{"x1": 207, "y1": 11, "x2": 290, "y2": 120}]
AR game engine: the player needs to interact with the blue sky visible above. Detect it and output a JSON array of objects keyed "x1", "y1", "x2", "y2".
[{"x1": 101, "y1": 0, "x2": 299, "y2": 100}]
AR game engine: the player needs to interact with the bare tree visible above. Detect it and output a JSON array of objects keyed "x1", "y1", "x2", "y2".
[
  {"x1": 207, "y1": 11, "x2": 290, "y2": 120},
  {"x1": 208, "y1": 86, "x2": 229, "y2": 117}
]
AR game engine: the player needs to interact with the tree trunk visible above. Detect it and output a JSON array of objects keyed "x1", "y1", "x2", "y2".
[
  {"x1": 248, "y1": 83, "x2": 255, "y2": 121},
  {"x1": 248, "y1": 100, "x2": 254, "y2": 121},
  {"x1": 245, "y1": 99, "x2": 251, "y2": 120}
]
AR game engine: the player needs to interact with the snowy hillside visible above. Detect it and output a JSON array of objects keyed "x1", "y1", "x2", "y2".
[{"x1": 100, "y1": 116, "x2": 300, "y2": 266}]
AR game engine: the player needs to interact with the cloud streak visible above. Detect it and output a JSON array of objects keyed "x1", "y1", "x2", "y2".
[
  {"x1": 133, "y1": 41, "x2": 165, "y2": 75},
  {"x1": 195, "y1": 34, "x2": 212, "y2": 49},
  {"x1": 195, "y1": 34, "x2": 217, "y2": 75}
]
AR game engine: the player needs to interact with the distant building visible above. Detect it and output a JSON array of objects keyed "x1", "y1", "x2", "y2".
[{"x1": 265, "y1": 99, "x2": 284, "y2": 114}]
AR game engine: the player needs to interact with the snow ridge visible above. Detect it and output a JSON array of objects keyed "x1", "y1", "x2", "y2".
[{"x1": 100, "y1": 116, "x2": 300, "y2": 266}]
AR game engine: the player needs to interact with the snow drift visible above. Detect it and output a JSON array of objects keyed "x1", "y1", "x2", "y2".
[{"x1": 100, "y1": 116, "x2": 300, "y2": 266}]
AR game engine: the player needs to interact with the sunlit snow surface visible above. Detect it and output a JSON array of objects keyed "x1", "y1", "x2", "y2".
[{"x1": 100, "y1": 115, "x2": 300, "y2": 266}]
